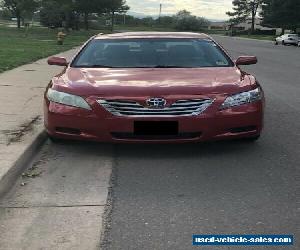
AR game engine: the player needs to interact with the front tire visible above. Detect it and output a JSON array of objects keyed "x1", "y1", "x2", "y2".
[
  {"x1": 244, "y1": 134, "x2": 261, "y2": 142},
  {"x1": 282, "y1": 40, "x2": 286, "y2": 45},
  {"x1": 48, "y1": 134, "x2": 65, "y2": 144}
]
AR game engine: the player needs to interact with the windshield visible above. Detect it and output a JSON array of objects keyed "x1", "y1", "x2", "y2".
[{"x1": 71, "y1": 38, "x2": 234, "y2": 68}]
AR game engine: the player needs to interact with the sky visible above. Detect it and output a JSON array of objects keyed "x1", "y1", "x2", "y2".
[{"x1": 126, "y1": 0, "x2": 233, "y2": 20}]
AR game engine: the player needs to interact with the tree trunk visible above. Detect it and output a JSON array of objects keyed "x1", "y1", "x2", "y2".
[
  {"x1": 111, "y1": 11, "x2": 115, "y2": 32},
  {"x1": 75, "y1": 13, "x2": 79, "y2": 31},
  {"x1": 16, "y1": 12, "x2": 21, "y2": 28},
  {"x1": 64, "y1": 11, "x2": 71, "y2": 31},
  {"x1": 84, "y1": 12, "x2": 89, "y2": 30},
  {"x1": 251, "y1": 10, "x2": 255, "y2": 35}
]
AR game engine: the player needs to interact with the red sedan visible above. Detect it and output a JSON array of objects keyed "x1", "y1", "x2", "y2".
[{"x1": 44, "y1": 32, "x2": 264, "y2": 143}]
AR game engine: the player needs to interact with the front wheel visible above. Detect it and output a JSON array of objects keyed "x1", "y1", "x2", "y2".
[
  {"x1": 244, "y1": 134, "x2": 261, "y2": 142},
  {"x1": 282, "y1": 40, "x2": 285, "y2": 45},
  {"x1": 48, "y1": 134, "x2": 65, "y2": 144}
]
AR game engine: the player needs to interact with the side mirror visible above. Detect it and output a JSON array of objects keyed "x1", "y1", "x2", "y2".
[
  {"x1": 235, "y1": 56, "x2": 257, "y2": 66},
  {"x1": 47, "y1": 57, "x2": 68, "y2": 66}
]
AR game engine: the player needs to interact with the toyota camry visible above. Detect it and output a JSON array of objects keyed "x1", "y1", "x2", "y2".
[{"x1": 45, "y1": 32, "x2": 264, "y2": 143}]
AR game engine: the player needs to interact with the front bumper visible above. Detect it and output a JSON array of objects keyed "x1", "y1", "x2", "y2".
[
  {"x1": 44, "y1": 98, "x2": 264, "y2": 143},
  {"x1": 285, "y1": 40, "x2": 298, "y2": 45}
]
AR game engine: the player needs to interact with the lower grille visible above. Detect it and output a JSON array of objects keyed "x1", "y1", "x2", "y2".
[
  {"x1": 55, "y1": 127, "x2": 81, "y2": 135},
  {"x1": 97, "y1": 99, "x2": 214, "y2": 117},
  {"x1": 111, "y1": 132, "x2": 202, "y2": 140}
]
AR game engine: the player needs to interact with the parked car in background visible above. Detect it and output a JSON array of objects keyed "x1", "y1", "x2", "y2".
[{"x1": 275, "y1": 34, "x2": 299, "y2": 46}]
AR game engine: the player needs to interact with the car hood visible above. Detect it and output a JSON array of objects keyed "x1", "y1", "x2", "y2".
[{"x1": 53, "y1": 67, "x2": 254, "y2": 97}]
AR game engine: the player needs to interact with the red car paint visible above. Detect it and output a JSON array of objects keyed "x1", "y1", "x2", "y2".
[{"x1": 44, "y1": 32, "x2": 264, "y2": 143}]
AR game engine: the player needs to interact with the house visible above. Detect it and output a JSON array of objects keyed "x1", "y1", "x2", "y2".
[
  {"x1": 208, "y1": 21, "x2": 230, "y2": 31},
  {"x1": 234, "y1": 17, "x2": 279, "y2": 34}
]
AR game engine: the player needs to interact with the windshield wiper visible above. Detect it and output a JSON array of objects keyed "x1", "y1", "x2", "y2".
[
  {"x1": 153, "y1": 65, "x2": 190, "y2": 68},
  {"x1": 74, "y1": 65, "x2": 193, "y2": 69}
]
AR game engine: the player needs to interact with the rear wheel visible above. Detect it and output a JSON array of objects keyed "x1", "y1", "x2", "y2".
[{"x1": 275, "y1": 41, "x2": 278, "y2": 45}]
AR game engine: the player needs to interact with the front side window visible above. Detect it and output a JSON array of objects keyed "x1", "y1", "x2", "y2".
[{"x1": 71, "y1": 38, "x2": 234, "y2": 68}]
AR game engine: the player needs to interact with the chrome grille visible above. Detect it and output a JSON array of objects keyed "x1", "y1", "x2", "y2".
[{"x1": 97, "y1": 98, "x2": 214, "y2": 117}]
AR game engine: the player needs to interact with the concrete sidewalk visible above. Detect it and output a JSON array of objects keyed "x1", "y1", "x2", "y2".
[
  {"x1": 0, "y1": 48, "x2": 77, "y2": 196},
  {"x1": 0, "y1": 48, "x2": 113, "y2": 249}
]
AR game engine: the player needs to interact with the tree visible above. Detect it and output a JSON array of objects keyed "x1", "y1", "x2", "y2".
[
  {"x1": 40, "y1": 0, "x2": 64, "y2": 28},
  {"x1": 2, "y1": 0, "x2": 40, "y2": 28},
  {"x1": 40, "y1": 0, "x2": 81, "y2": 30},
  {"x1": 261, "y1": 0, "x2": 300, "y2": 32},
  {"x1": 75, "y1": 0, "x2": 107, "y2": 30},
  {"x1": 0, "y1": 7, "x2": 13, "y2": 20},
  {"x1": 158, "y1": 16, "x2": 175, "y2": 27},
  {"x1": 226, "y1": 0, "x2": 262, "y2": 34},
  {"x1": 174, "y1": 10, "x2": 209, "y2": 31},
  {"x1": 140, "y1": 16, "x2": 155, "y2": 27},
  {"x1": 53, "y1": 0, "x2": 74, "y2": 30},
  {"x1": 40, "y1": 0, "x2": 76, "y2": 30},
  {"x1": 105, "y1": 0, "x2": 129, "y2": 31}
]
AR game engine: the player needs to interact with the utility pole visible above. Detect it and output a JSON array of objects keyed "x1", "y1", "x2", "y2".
[
  {"x1": 158, "y1": 4, "x2": 162, "y2": 24},
  {"x1": 159, "y1": 4, "x2": 162, "y2": 17},
  {"x1": 158, "y1": 3, "x2": 162, "y2": 24}
]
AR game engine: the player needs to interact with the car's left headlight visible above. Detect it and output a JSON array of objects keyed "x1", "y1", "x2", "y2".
[
  {"x1": 220, "y1": 88, "x2": 263, "y2": 110},
  {"x1": 46, "y1": 89, "x2": 91, "y2": 110}
]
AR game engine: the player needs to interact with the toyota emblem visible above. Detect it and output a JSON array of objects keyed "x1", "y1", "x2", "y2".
[{"x1": 146, "y1": 98, "x2": 167, "y2": 108}]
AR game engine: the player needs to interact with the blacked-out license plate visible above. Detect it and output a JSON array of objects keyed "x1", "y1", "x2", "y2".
[{"x1": 134, "y1": 121, "x2": 179, "y2": 136}]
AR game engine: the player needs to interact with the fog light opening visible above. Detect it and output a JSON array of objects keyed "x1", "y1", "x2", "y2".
[
  {"x1": 55, "y1": 127, "x2": 81, "y2": 135},
  {"x1": 229, "y1": 126, "x2": 257, "y2": 134}
]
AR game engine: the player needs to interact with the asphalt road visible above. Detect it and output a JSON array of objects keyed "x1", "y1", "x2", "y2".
[
  {"x1": 0, "y1": 36, "x2": 299, "y2": 250},
  {"x1": 103, "y1": 37, "x2": 300, "y2": 249}
]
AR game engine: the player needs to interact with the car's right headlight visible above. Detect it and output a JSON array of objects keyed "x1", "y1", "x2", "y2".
[
  {"x1": 46, "y1": 89, "x2": 91, "y2": 110},
  {"x1": 220, "y1": 88, "x2": 263, "y2": 110}
]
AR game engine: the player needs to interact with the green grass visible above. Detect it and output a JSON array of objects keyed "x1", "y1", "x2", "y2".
[
  {"x1": 0, "y1": 24, "x2": 275, "y2": 73},
  {"x1": 0, "y1": 25, "x2": 106, "y2": 73},
  {"x1": 237, "y1": 34, "x2": 276, "y2": 41}
]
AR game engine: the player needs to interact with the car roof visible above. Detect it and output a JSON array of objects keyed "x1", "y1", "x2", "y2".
[{"x1": 94, "y1": 32, "x2": 212, "y2": 40}]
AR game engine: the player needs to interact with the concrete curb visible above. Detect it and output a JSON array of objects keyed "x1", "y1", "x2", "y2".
[{"x1": 0, "y1": 128, "x2": 48, "y2": 198}]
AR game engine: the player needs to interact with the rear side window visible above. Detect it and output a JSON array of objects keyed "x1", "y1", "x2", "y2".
[{"x1": 71, "y1": 38, "x2": 234, "y2": 68}]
